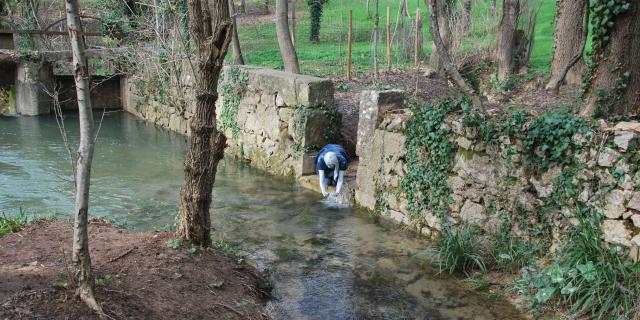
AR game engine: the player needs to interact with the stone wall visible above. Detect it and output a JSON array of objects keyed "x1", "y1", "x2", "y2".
[
  {"x1": 217, "y1": 66, "x2": 337, "y2": 178},
  {"x1": 124, "y1": 65, "x2": 338, "y2": 178},
  {"x1": 355, "y1": 90, "x2": 640, "y2": 257}
]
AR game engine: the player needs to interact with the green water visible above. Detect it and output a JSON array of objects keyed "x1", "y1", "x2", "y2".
[{"x1": 0, "y1": 112, "x2": 522, "y2": 319}]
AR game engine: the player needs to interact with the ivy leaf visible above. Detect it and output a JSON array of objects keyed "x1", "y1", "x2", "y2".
[
  {"x1": 549, "y1": 264, "x2": 565, "y2": 284},
  {"x1": 560, "y1": 284, "x2": 578, "y2": 295},
  {"x1": 534, "y1": 287, "x2": 556, "y2": 304},
  {"x1": 577, "y1": 261, "x2": 597, "y2": 282}
]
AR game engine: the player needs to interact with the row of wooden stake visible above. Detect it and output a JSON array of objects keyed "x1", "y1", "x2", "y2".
[{"x1": 346, "y1": 7, "x2": 422, "y2": 80}]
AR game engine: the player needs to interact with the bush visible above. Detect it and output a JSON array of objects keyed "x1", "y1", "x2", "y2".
[
  {"x1": 513, "y1": 208, "x2": 640, "y2": 319},
  {"x1": 437, "y1": 224, "x2": 487, "y2": 275}
]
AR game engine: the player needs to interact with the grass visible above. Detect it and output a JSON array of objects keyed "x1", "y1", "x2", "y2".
[
  {"x1": 436, "y1": 224, "x2": 487, "y2": 275},
  {"x1": 0, "y1": 209, "x2": 53, "y2": 237},
  {"x1": 511, "y1": 210, "x2": 640, "y2": 319},
  {"x1": 236, "y1": 0, "x2": 557, "y2": 77}
]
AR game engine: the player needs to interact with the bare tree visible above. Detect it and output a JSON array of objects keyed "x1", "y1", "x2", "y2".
[
  {"x1": 496, "y1": 0, "x2": 519, "y2": 81},
  {"x1": 545, "y1": 0, "x2": 588, "y2": 94},
  {"x1": 460, "y1": 0, "x2": 471, "y2": 36},
  {"x1": 425, "y1": 0, "x2": 482, "y2": 108},
  {"x1": 276, "y1": 0, "x2": 300, "y2": 73},
  {"x1": 63, "y1": 0, "x2": 102, "y2": 314},
  {"x1": 582, "y1": 1, "x2": 640, "y2": 117},
  {"x1": 229, "y1": 0, "x2": 245, "y2": 64},
  {"x1": 177, "y1": 0, "x2": 233, "y2": 246}
]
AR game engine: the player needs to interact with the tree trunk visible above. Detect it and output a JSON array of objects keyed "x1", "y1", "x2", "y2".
[
  {"x1": 425, "y1": 0, "x2": 482, "y2": 108},
  {"x1": 291, "y1": 0, "x2": 297, "y2": 47},
  {"x1": 545, "y1": 0, "x2": 588, "y2": 94},
  {"x1": 63, "y1": 0, "x2": 101, "y2": 314},
  {"x1": 239, "y1": 0, "x2": 246, "y2": 14},
  {"x1": 461, "y1": 0, "x2": 471, "y2": 36},
  {"x1": 276, "y1": 0, "x2": 300, "y2": 73},
  {"x1": 178, "y1": 0, "x2": 233, "y2": 246},
  {"x1": 583, "y1": 0, "x2": 640, "y2": 117},
  {"x1": 429, "y1": 0, "x2": 451, "y2": 74},
  {"x1": 367, "y1": 0, "x2": 371, "y2": 19},
  {"x1": 264, "y1": 0, "x2": 269, "y2": 14},
  {"x1": 229, "y1": 0, "x2": 245, "y2": 64},
  {"x1": 496, "y1": 0, "x2": 519, "y2": 81}
]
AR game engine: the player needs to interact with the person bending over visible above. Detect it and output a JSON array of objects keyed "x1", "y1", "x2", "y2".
[{"x1": 316, "y1": 144, "x2": 350, "y2": 197}]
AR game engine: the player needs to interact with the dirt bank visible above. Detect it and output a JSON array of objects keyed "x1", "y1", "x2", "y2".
[{"x1": 0, "y1": 220, "x2": 271, "y2": 319}]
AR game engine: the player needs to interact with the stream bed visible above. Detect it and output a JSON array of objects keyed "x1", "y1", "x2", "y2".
[{"x1": 0, "y1": 112, "x2": 523, "y2": 319}]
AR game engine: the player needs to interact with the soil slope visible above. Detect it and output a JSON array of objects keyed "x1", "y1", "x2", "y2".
[{"x1": 0, "y1": 220, "x2": 270, "y2": 319}]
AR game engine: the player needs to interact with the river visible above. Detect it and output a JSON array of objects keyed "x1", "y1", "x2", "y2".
[{"x1": 0, "y1": 112, "x2": 523, "y2": 319}]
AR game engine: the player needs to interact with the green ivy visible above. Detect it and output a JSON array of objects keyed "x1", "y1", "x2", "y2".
[
  {"x1": 401, "y1": 98, "x2": 461, "y2": 220},
  {"x1": 523, "y1": 109, "x2": 589, "y2": 173},
  {"x1": 218, "y1": 66, "x2": 249, "y2": 139}
]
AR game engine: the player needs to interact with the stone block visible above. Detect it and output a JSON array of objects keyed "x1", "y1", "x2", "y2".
[
  {"x1": 597, "y1": 147, "x2": 620, "y2": 167},
  {"x1": 459, "y1": 200, "x2": 486, "y2": 226},
  {"x1": 602, "y1": 220, "x2": 632, "y2": 247},
  {"x1": 631, "y1": 214, "x2": 640, "y2": 227},
  {"x1": 603, "y1": 189, "x2": 626, "y2": 219},
  {"x1": 453, "y1": 151, "x2": 496, "y2": 187},
  {"x1": 614, "y1": 131, "x2": 637, "y2": 151},
  {"x1": 356, "y1": 90, "x2": 405, "y2": 159},
  {"x1": 627, "y1": 192, "x2": 640, "y2": 211},
  {"x1": 296, "y1": 75, "x2": 335, "y2": 107}
]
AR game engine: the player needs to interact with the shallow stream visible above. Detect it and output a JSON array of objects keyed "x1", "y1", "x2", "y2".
[{"x1": 0, "y1": 112, "x2": 522, "y2": 319}]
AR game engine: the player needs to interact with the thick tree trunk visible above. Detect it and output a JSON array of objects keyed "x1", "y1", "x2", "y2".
[
  {"x1": 429, "y1": 0, "x2": 451, "y2": 73},
  {"x1": 229, "y1": 0, "x2": 245, "y2": 64},
  {"x1": 583, "y1": 0, "x2": 640, "y2": 117},
  {"x1": 545, "y1": 0, "x2": 587, "y2": 94},
  {"x1": 496, "y1": 0, "x2": 519, "y2": 81},
  {"x1": 63, "y1": 0, "x2": 101, "y2": 314},
  {"x1": 178, "y1": 0, "x2": 232, "y2": 246},
  {"x1": 276, "y1": 0, "x2": 300, "y2": 73},
  {"x1": 425, "y1": 0, "x2": 482, "y2": 108},
  {"x1": 461, "y1": 0, "x2": 471, "y2": 36}
]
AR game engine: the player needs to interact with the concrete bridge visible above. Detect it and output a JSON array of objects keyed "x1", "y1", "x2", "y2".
[{"x1": 0, "y1": 30, "x2": 125, "y2": 116}]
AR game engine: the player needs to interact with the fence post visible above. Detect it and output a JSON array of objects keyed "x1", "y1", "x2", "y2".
[
  {"x1": 414, "y1": 8, "x2": 420, "y2": 67},
  {"x1": 348, "y1": 9, "x2": 353, "y2": 80},
  {"x1": 386, "y1": 6, "x2": 391, "y2": 71}
]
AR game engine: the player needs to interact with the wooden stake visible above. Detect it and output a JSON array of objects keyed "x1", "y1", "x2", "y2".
[
  {"x1": 386, "y1": 6, "x2": 391, "y2": 71},
  {"x1": 414, "y1": 8, "x2": 420, "y2": 67},
  {"x1": 347, "y1": 10, "x2": 353, "y2": 80}
]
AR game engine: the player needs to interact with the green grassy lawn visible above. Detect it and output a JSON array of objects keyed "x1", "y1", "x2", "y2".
[{"x1": 236, "y1": 0, "x2": 558, "y2": 78}]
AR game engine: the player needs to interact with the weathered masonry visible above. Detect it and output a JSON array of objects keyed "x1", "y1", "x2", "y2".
[
  {"x1": 354, "y1": 90, "x2": 640, "y2": 258},
  {"x1": 125, "y1": 65, "x2": 339, "y2": 178}
]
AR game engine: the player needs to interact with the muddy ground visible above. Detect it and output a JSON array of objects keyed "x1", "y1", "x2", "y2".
[{"x1": 0, "y1": 219, "x2": 271, "y2": 320}]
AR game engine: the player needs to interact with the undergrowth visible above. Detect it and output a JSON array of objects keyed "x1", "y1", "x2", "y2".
[
  {"x1": 512, "y1": 207, "x2": 640, "y2": 319},
  {"x1": 437, "y1": 224, "x2": 486, "y2": 275}
]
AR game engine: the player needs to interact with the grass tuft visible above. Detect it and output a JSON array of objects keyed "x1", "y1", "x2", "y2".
[{"x1": 436, "y1": 224, "x2": 487, "y2": 275}]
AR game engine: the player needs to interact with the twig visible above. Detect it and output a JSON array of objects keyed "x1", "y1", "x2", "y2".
[
  {"x1": 214, "y1": 302, "x2": 245, "y2": 317},
  {"x1": 107, "y1": 247, "x2": 135, "y2": 263}
]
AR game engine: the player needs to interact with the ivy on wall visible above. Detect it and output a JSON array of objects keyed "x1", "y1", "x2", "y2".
[
  {"x1": 218, "y1": 66, "x2": 249, "y2": 139},
  {"x1": 401, "y1": 98, "x2": 461, "y2": 220}
]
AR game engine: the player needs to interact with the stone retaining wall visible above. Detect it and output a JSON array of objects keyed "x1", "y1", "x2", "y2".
[
  {"x1": 355, "y1": 90, "x2": 640, "y2": 257},
  {"x1": 124, "y1": 65, "x2": 338, "y2": 178}
]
